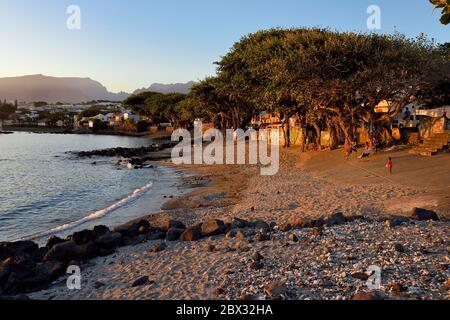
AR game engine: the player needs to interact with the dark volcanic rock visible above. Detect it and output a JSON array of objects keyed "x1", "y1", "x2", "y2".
[
  {"x1": 166, "y1": 228, "x2": 185, "y2": 241},
  {"x1": 410, "y1": 208, "x2": 439, "y2": 221},
  {"x1": 201, "y1": 219, "x2": 226, "y2": 236},
  {"x1": 93, "y1": 225, "x2": 110, "y2": 237},
  {"x1": 95, "y1": 232, "x2": 122, "y2": 249},
  {"x1": 114, "y1": 220, "x2": 151, "y2": 237},
  {"x1": 45, "y1": 236, "x2": 65, "y2": 249},
  {"x1": 0, "y1": 241, "x2": 39, "y2": 260},
  {"x1": 180, "y1": 226, "x2": 202, "y2": 241},
  {"x1": 131, "y1": 276, "x2": 149, "y2": 287},
  {"x1": 326, "y1": 212, "x2": 346, "y2": 226},
  {"x1": 252, "y1": 220, "x2": 270, "y2": 231},
  {"x1": 43, "y1": 240, "x2": 97, "y2": 262},
  {"x1": 71, "y1": 230, "x2": 96, "y2": 246},
  {"x1": 146, "y1": 230, "x2": 166, "y2": 241}
]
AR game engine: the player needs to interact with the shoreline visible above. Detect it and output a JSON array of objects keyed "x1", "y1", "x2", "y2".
[{"x1": 1, "y1": 145, "x2": 449, "y2": 300}]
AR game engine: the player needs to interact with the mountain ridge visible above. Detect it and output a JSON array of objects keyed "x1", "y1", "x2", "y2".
[{"x1": 0, "y1": 74, "x2": 194, "y2": 103}]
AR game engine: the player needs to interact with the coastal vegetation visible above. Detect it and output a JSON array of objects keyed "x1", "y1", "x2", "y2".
[{"x1": 125, "y1": 28, "x2": 450, "y2": 148}]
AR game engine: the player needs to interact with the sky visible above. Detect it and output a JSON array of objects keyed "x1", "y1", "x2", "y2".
[{"x1": 0, "y1": 0, "x2": 448, "y2": 93}]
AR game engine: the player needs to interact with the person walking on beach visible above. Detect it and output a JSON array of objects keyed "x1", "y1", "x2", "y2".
[{"x1": 386, "y1": 157, "x2": 393, "y2": 175}]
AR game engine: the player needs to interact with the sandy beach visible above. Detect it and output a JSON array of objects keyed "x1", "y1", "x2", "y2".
[{"x1": 26, "y1": 145, "x2": 449, "y2": 300}]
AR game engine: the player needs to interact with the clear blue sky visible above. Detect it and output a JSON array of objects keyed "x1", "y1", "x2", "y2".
[{"x1": 0, "y1": 0, "x2": 448, "y2": 93}]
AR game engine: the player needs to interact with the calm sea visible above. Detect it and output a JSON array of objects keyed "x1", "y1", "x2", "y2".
[{"x1": 0, "y1": 132, "x2": 182, "y2": 243}]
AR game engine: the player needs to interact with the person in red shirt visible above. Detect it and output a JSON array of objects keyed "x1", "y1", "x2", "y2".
[{"x1": 386, "y1": 157, "x2": 393, "y2": 175}]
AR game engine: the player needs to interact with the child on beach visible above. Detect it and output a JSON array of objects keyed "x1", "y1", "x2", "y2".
[{"x1": 386, "y1": 157, "x2": 393, "y2": 174}]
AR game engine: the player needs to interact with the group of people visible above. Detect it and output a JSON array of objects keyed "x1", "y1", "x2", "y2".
[{"x1": 344, "y1": 138, "x2": 393, "y2": 174}]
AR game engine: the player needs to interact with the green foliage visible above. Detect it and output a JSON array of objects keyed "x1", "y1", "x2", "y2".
[
  {"x1": 0, "y1": 101, "x2": 16, "y2": 120},
  {"x1": 430, "y1": 0, "x2": 450, "y2": 24}
]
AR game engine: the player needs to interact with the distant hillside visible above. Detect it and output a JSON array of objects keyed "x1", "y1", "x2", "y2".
[
  {"x1": 0, "y1": 74, "x2": 128, "y2": 103},
  {"x1": 133, "y1": 81, "x2": 195, "y2": 95}
]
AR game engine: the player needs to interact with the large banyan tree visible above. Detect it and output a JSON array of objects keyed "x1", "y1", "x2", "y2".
[{"x1": 192, "y1": 28, "x2": 449, "y2": 147}]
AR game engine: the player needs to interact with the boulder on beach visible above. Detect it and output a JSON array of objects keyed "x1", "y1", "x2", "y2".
[
  {"x1": 201, "y1": 219, "x2": 227, "y2": 236},
  {"x1": 114, "y1": 219, "x2": 151, "y2": 237},
  {"x1": 43, "y1": 240, "x2": 98, "y2": 263},
  {"x1": 95, "y1": 232, "x2": 122, "y2": 249},
  {"x1": 326, "y1": 212, "x2": 346, "y2": 226},
  {"x1": 45, "y1": 236, "x2": 65, "y2": 249},
  {"x1": 0, "y1": 241, "x2": 39, "y2": 261},
  {"x1": 93, "y1": 225, "x2": 110, "y2": 237},
  {"x1": 166, "y1": 228, "x2": 185, "y2": 241},
  {"x1": 180, "y1": 226, "x2": 202, "y2": 241},
  {"x1": 410, "y1": 208, "x2": 439, "y2": 221},
  {"x1": 71, "y1": 230, "x2": 96, "y2": 245}
]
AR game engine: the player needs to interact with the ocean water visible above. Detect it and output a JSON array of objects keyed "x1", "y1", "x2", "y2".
[{"x1": 0, "y1": 132, "x2": 182, "y2": 243}]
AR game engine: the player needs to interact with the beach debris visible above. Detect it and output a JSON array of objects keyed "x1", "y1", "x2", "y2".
[
  {"x1": 131, "y1": 276, "x2": 149, "y2": 287},
  {"x1": 94, "y1": 281, "x2": 105, "y2": 289},
  {"x1": 350, "y1": 272, "x2": 370, "y2": 281},
  {"x1": 255, "y1": 232, "x2": 270, "y2": 242},
  {"x1": 410, "y1": 208, "x2": 439, "y2": 221},
  {"x1": 149, "y1": 243, "x2": 167, "y2": 253},
  {"x1": 252, "y1": 220, "x2": 270, "y2": 231},
  {"x1": 252, "y1": 251, "x2": 263, "y2": 262},
  {"x1": 264, "y1": 281, "x2": 287, "y2": 298},
  {"x1": 352, "y1": 291, "x2": 386, "y2": 300},
  {"x1": 249, "y1": 260, "x2": 264, "y2": 270},
  {"x1": 394, "y1": 243, "x2": 406, "y2": 253},
  {"x1": 288, "y1": 233, "x2": 298, "y2": 243}
]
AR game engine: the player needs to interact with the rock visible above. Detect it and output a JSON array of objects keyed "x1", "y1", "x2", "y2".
[
  {"x1": 312, "y1": 227, "x2": 322, "y2": 236},
  {"x1": 352, "y1": 291, "x2": 386, "y2": 300},
  {"x1": 389, "y1": 283, "x2": 408, "y2": 293},
  {"x1": 146, "y1": 230, "x2": 166, "y2": 241},
  {"x1": 45, "y1": 236, "x2": 65, "y2": 249},
  {"x1": 255, "y1": 232, "x2": 270, "y2": 242},
  {"x1": 131, "y1": 276, "x2": 149, "y2": 287},
  {"x1": 250, "y1": 261, "x2": 264, "y2": 270},
  {"x1": 264, "y1": 281, "x2": 287, "y2": 298},
  {"x1": 384, "y1": 216, "x2": 409, "y2": 228},
  {"x1": 252, "y1": 252, "x2": 263, "y2": 262},
  {"x1": 95, "y1": 232, "x2": 122, "y2": 249},
  {"x1": 225, "y1": 230, "x2": 237, "y2": 239},
  {"x1": 351, "y1": 272, "x2": 370, "y2": 281},
  {"x1": 71, "y1": 230, "x2": 96, "y2": 245},
  {"x1": 240, "y1": 294, "x2": 255, "y2": 300},
  {"x1": 166, "y1": 228, "x2": 185, "y2": 241},
  {"x1": 43, "y1": 240, "x2": 97, "y2": 262},
  {"x1": 114, "y1": 219, "x2": 151, "y2": 237},
  {"x1": 235, "y1": 231, "x2": 246, "y2": 240},
  {"x1": 201, "y1": 219, "x2": 226, "y2": 236},
  {"x1": 410, "y1": 208, "x2": 439, "y2": 221},
  {"x1": 326, "y1": 212, "x2": 346, "y2": 226},
  {"x1": 93, "y1": 225, "x2": 110, "y2": 237},
  {"x1": 0, "y1": 255, "x2": 35, "y2": 287},
  {"x1": 123, "y1": 234, "x2": 146, "y2": 246},
  {"x1": 152, "y1": 218, "x2": 186, "y2": 232},
  {"x1": 394, "y1": 243, "x2": 405, "y2": 253},
  {"x1": 180, "y1": 226, "x2": 202, "y2": 241},
  {"x1": 288, "y1": 233, "x2": 298, "y2": 242},
  {"x1": 32, "y1": 247, "x2": 50, "y2": 263},
  {"x1": 138, "y1": 226, "x2": 148, "y2": 234},
  {"x1": 94, "y1": 281, "x2": 105, "y2": 289},
  {"x1": 231, "y1": 218, "x2": 249, "y2": 229},
  {"x1": 314, "y1": 218, "x2": 326, "y2": 228},
  {"x1": 288, "y1": 218, "x2": 315, "y2": 229},
  {"x1": 207, "y1": 244, "x2": 216, "y2": 252},
  {"x1": 214, "y1": 287, "x2": 225, "y2": 296},
  {"x1": 280, "y1": 224, "x2": 292, "y2": 232},
  {"x1": 149, "y1": 243, "x2": 167, "y2": 253},
  {"x1": 252, "y1": 220, "x2": 270, "y2": 231},
  {"x1": 0, "y1": 241, "x2": 39, "y2": 259}
]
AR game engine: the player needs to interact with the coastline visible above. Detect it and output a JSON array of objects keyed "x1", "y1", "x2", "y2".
[{"x1": 23, "y1": 146, "x2": 449, "y2": 300}]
